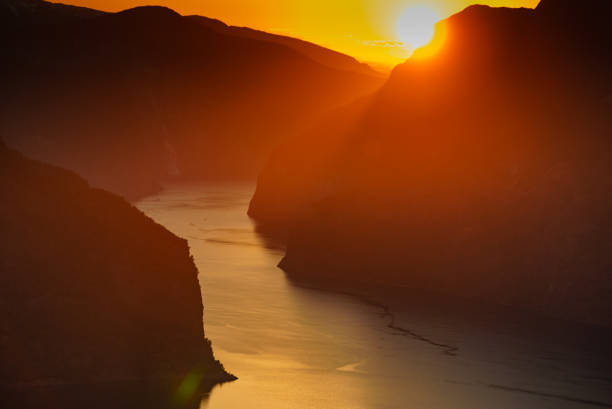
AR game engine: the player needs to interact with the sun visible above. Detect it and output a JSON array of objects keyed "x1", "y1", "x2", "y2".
[{"x1": 396, "y1": 5, "x2": 441, "y2": 51}]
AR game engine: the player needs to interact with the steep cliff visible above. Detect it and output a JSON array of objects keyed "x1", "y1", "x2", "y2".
[
  {"x1": 249, "y1": 0, "x2": 612, "y2": 325},
  {"x1": 0, "y1": 142, "x2": 234, "y2": 406}
]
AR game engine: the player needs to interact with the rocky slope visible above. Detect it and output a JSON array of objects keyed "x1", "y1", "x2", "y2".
[
  {"x1": 0, "y1": 142, "x2": 234, "y2": 406},
  {"x1": 0, "y1": 0, "x2": 384, "y2": 200},
  {"x1": 249, "y1": 0, "x2": 612, "y2": 326}
]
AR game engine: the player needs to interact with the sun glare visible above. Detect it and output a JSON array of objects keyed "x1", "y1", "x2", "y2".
[{"x1": 396, "y1": 5, "x2": 441, "y2": 52}]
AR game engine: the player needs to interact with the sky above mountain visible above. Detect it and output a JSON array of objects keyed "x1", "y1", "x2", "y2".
[{"x1": 67, "y1": 0, "x2": 539, "y2": 66}]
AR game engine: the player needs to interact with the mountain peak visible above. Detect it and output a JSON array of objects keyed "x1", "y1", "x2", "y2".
[{"x1": 117, "y1": 5, "x2": 181, "y2": 20}]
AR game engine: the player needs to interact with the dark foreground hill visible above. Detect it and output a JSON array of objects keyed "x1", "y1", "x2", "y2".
[
  {"x1": 249, "y1": 0, "x2": 612, "y2": 326},
  {"x1": 0, "y1": 142, "x2": 234, "y2": 407},
  {"x1": 0, "y1": 0, "x2": 383, "y2": 200}
]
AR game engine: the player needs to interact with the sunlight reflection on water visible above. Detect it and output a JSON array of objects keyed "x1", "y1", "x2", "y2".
[{"x1": 137, "y1": 183, "x2": 612, "y2": 409}]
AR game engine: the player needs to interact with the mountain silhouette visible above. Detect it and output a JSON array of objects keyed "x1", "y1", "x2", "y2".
[
  {"x1": 185, "y1": 15, "x2": 381, "y2": 77},
  {"x1": 0, "y1": 0, "x2": 383, "y2": 199},
  {"x1": 0, "y1": 0, "x2": 103, "y2": 25},
  {"x1": 249, "y1": 0, "x2": 612, "y2": 325},
  {"x1": 0, "y1": 141, "x2": 234, "y2": 407}
]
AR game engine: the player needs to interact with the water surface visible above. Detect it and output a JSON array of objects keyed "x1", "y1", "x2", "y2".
[{"x1": 137, "y1": 183, "x2": 612, "y2": 409}]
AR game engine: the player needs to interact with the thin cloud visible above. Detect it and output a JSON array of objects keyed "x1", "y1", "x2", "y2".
[{"x1": 361, "y1": 39, "x2": 407, "y2": 48}]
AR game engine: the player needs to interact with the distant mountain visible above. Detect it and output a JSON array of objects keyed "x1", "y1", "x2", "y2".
[
  {"x1": 185, "y1": 15, "x2": 382, "y2": 77},
  {"x1": 249, "y1": 0, "x2": 612, "y2": 325},
  {"x1": 0, "y1": 0, "x2": 104, "y2": 25},
  {"x1": 0, "y1": 141, "x2": 234, "y2": 407},
  {"x1": 0, "y1": 0, "x2": 384, "y2": 200}
]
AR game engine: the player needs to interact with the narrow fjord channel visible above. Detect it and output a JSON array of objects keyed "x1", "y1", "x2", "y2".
[{"x1": 137, "y1": 183, "x2": 612, "y2": 409}]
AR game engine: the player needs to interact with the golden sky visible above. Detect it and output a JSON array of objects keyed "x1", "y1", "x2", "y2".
[{"x1": 68, "y1": 0, "x2": 540, "y2": 66}]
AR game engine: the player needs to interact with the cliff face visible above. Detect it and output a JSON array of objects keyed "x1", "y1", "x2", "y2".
[
  {"x1": 0, "y1": 0, "x2": 383, "y2": 200},
  {"x1": 249, "y1": 0, "x2": 612, "y2": 325},
  {"x1": 0, "y1": 142, "x2": 234, "y2": 404}
]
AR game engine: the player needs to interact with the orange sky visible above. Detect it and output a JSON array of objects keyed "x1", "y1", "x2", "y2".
[{"x1": 67, "y1": 0, "x2": 540, "y2": 67}]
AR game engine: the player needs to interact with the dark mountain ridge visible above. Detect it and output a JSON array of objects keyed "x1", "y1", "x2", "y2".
[
  {"x1": 249, "y1": 0, "x2": 612, "y2": 326},
  {"x1": 0, "y1": 0, "x2": 104, "y2": 25},
  {"x1": 0, "y1": 0, "x2": 384, "y2": 200}
]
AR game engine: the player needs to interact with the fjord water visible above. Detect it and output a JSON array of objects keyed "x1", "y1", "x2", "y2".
[{"x1": 136, "y1": 184, "x2": 612, "y2": 409}]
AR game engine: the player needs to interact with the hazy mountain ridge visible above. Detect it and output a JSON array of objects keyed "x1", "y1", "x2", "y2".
[
  {"x1": 0, "y1": 141, "x2": 234, "y2": 406},
  {"x1": 249, "y1": 0, "x2": 612, "y2": 325},
  {"x1": 185, "y1": 15, "x2": 381, "y2": 77},
  {"x1": 0, "y1": 0, "x2": 384, "y2": 200}
]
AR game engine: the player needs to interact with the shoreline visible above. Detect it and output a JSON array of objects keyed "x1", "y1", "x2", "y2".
[{"x1": 285, "y1": 277, "x2": 461, "y2": 357}]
